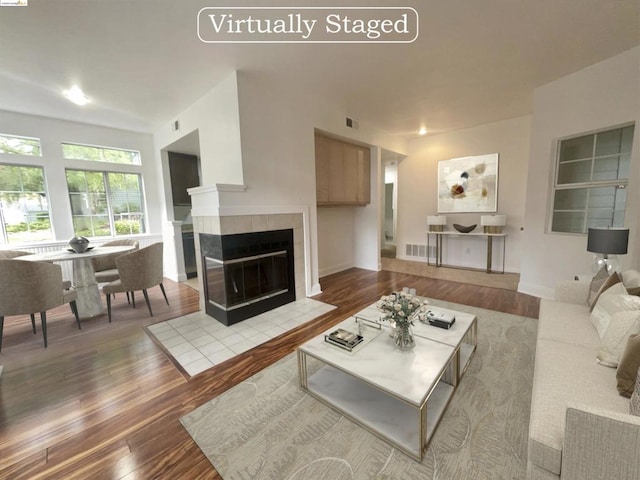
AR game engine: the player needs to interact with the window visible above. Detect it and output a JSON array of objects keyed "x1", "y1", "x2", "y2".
[
  {"x1": 62, "y1": 143, "x2": 141, "y2": 165},
  {"x1": 0, "y1": 134, "x2": 42, "y2": 156},
  {"x1": 0, "y1": 164, "x2": 53, "y2": 244},
  {"x1": 66, "y1": 169, "x2": 146, "y2": 237},
  {"x1": 551, "y1": 125, "x2": 634, "y2": 234}
]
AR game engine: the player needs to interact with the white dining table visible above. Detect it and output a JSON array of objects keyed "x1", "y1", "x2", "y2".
[{"x1": 18, "y1": 245, "x2": 135, "y2": 319}]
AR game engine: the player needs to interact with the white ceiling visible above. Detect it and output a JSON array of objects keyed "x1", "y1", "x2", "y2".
[{"x1": 0, "y1": 0, "x2": 638, "y2": 137}]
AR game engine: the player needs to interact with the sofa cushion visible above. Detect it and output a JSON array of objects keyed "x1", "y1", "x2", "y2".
[
  {"x1": 622, "y1": 269, "x2": 640, "y2": 289},
  {"x1": 590, "y1": 283, "x2": 631, "y2": 338},
  {"x1": 554, "y1": 280, "x2": 590, "y2": 305},
  {"x1": 597, "y1": 308, "x2": 640, "y2": 367},
  {"x1": 588, "y1": 267, "x2": 610, "y2": 309},
  {"x1": 590, "y1": 271, "x2": 622, "y2": 312},
  {"x1": 538, "y1": 299, "x2": 600, "y2": 349},
  {"x1": 631, "y1": 368, "x2": 640, "y2": 416},
  {"x1": 528, "y1": 339, "x2": 630, "y2": 475},
  {"x1": 617, "y1": 335, "x2": 640, "y2": 397}
]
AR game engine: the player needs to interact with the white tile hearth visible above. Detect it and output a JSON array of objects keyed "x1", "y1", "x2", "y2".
[{"x1": 147, "y1": 298, "x2": 336, "y2": 377}]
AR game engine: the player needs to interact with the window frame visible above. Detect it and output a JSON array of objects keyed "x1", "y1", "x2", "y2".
[
  {"x1": 0, "y1": 162, "x2": 54, "y2": 244},
  {"x1": 549, "y1": 123, "x2": 634, "y2": 235},
  {"x1": 0, "y1": 133, "x2": 43, "y2": 157},
  {"x1": 65, "y1": 167, "x2": 147, "y2": 238},
  {"x1": 61, "y1": 141, "x2": 141, "y2": 165}
]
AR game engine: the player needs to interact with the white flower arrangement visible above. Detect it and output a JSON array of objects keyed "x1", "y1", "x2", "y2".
[{"x1": 376, "y1": 291, "x2": 429, "y2": 328}]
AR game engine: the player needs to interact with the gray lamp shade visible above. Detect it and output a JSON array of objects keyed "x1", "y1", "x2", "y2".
[{"x1": 587, "y1": 228, "x2": 629, "y2": 255}]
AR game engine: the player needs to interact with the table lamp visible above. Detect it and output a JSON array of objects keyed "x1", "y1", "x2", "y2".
[
  {"x1": 586, "y1": 227, "x2": 629, "y2": 274},
  {"x1": 427, "y1": 215, "x2": 447, "y2": 232},
  {"x1": 481, "y1": 215, "x2": 506, "y2": 234}
]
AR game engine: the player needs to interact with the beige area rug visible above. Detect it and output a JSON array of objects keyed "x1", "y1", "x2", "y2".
[{"x1": 181, "y1": 300, "x2": 538, "y2": 479}]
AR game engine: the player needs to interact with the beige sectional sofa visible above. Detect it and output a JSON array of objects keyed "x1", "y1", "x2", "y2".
[{"x1": 527, "y1": 278, "x2": 640, "y2": 480}]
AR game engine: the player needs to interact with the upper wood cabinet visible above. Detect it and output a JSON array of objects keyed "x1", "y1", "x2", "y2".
[{"x1": 315, "y1": 133, "x2": 370, "y2": 206}]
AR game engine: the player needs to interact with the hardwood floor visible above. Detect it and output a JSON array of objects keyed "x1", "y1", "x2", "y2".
[
  {"x1": 381, "y1": 256, "x2": 522, "y2": 290},
  {"x1": 0, "y1": 268, "x2": 539, "y2": 479}
]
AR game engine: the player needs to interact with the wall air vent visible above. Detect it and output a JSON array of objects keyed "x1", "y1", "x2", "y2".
[
  {"x1": 346, "y1": 117, "x2": 359, "y2": 129},
  {"x1": 405, "y1": 243, "x2": 434, "y2": 259}
]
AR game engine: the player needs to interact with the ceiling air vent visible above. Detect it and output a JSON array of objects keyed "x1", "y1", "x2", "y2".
[{"x1": 346, "y1": 117, "x2": 359, "y2": 129}]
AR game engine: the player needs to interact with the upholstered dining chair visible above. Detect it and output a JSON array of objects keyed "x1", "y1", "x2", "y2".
[
  {"x1": 0, "y1": 249, "x2": 32, "y2": 259},
  {"x1": 102, "y1": 243, "x2": 169, "y2": 322},
  {"x1": 0, "y1": 249, "x2": 72, "y2": 290},
  {"x1": 0, "y1": 259, "x2": 81, "y2": 352},
  {"x1": 1, "y1": 250, "x2": 39, "y2": 333},
  {"x1": 92, "y1": 239, "x2": 140, "y2": 283}
]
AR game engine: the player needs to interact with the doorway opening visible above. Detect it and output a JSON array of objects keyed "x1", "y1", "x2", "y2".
[
  {"x1": 381, "y1": 151, "x2": 402, "y2": 259},
  {"x1": 163, "y1": 129, "x2": 201, "y2": 284}
]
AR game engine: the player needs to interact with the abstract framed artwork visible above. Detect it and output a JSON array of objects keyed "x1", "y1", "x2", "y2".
[{"x1": 437, "y1": 153, "x2": 499, "y2": 213}]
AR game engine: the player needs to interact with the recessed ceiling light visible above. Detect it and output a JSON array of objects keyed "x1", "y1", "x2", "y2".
[
  {"x1": 418, "y1": 127, "x2": 428, "y2": 136},
  {"x1": 63, "y1": 85, "x2": 90, "y2": 106}
]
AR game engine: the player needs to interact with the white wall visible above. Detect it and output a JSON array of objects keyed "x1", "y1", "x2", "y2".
[
  {"x1": 154, "y1": 72, "x2": 243, "y2": 186},
  {"x1": 230, "y1": 72, "x2": 407, "y2": 293},
  {"x1": 153, "y1": 70, "x2": 405, "y2": 293},
  {"x1": 519, "y1": 47, "x2": 640, "y2": 299},
  {"x1": 0, "y1": 110, "x2": 161, "y2": 242},
  {"x1": 153, "y1": 72, "x2": 244, "y2": 280},
  {"x1": 398, "y1": 115, "x2": 532, "y2": 273},
  {"x1": 317, "y1": 207, "x2": 355, "y2": 277}
]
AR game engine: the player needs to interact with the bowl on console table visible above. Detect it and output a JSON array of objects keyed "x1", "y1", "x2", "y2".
[{"x1": 452, "y1": 224, "x2": 477, "y2": 234}]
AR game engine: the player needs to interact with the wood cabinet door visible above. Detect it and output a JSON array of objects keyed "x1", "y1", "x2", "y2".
[
  {"x1": 341, "y1": 143, "x2": 360, "y2": 203},
  {"x1": 327, "y1": 138, "x2": 346, "y2": 202},
  {"x1": 356, "y1": 146, "x2": 371, "y2": 204},
  {"x1": 314, "y1": 134, "x2": 330, "y2": 204},
  {"x1": 314, "y1": 133, "x2": 371, "y2": 206}
]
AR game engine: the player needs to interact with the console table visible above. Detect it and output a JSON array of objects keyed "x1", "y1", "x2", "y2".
[{"x1": 426, "y1": 231, "x2": 507, "y2": 273}]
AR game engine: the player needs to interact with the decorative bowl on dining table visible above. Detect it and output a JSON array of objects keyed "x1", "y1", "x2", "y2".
[{"x1": 68, "y1": 236, "x2": 90, "y2": 253}]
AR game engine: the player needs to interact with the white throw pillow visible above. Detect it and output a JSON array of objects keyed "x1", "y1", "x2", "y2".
[
  {"x1": 590, "y1": 283, "x2": 632, "y2": 338},
  {"x1": 622, "y1": 269, "x2": 640, "y2": 289},
  {"x1": 588, "y1": 267, "x2": 610, "y2": 308},
  {"x1": 597, "y1": 308, "x2": 640, "y2": 368}
]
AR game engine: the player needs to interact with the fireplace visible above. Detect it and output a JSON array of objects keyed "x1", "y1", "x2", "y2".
[{"x1": 200, "y1": 229, "x2": 296, "y2": 326}]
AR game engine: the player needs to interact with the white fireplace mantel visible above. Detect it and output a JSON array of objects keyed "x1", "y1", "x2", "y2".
[
  {"x1": 188, "y1": 183, "x2": 247, "y2": 217},
  {"x1": 187, "y1": 182, "x2": 321, "y2": 301}
]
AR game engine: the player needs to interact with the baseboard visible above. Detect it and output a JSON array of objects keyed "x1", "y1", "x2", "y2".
[
  {"x1": 309, "y1": 282, "x2": 322, "y2": 297},
  {"x1": 319, "y1": 262, "x2": 354, "y2": 279}
]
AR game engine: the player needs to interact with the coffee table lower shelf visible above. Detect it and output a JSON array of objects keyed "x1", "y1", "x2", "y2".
[{"x1": 304, "y1": 363, "x2": 455, "y2": 460}]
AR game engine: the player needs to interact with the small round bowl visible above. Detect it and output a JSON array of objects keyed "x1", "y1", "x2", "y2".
[{"x1": 453, "y1": 224, "x2": 477, "y2": 233}]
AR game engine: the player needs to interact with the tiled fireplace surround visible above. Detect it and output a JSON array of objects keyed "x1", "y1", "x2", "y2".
[{"x1": 191, "y1": 212, "x2": 306, "y2": 316}]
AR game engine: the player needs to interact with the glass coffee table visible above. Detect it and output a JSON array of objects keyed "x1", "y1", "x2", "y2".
[{"x1": 297, "y1": 303, "x2": 477, "y2": 461}]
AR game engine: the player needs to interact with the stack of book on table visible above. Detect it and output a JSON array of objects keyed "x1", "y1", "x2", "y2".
[
  {"x1": 425, "y1": 309, "x2": 456, "y2": 329},
  {"x1": 324, "y1": 328, "x2": 363, "y2": 351}
]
